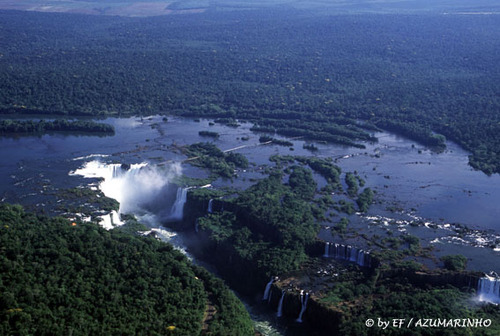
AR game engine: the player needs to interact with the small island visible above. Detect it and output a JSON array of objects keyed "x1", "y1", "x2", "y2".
[{"x1": 0, "y1": 119, "x2": 115, "y2": 136}]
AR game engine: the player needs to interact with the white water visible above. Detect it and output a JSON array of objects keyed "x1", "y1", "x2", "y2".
[
  {"x1": 98, "y1": 210, "x2": 124, "y2": 230},
  {"x1": 262, "y1": 277, "x2": 274, "y2": 300},
  {"x1": 296, "y1": 292, "x2": 309, "y2": 323},
  {"x1": 478, "y1": 273, "x2": 500, "y2": 304},
  {"x1": 70, "y1": 160, "x2": 182, "y2": 229},
  {"x1": 324, "y1": 242, "x2": 371, "y2": 268},
  {"x1": 139, "y1": 225, "x2": 192, "y2": 258},
  {"x1": 170, "y1": 187, "x2": 188, "y2": 220},
  {"x1": 208, "y1": 198, "x2": 213, "y2": 213},
  {"x1": 277, "y1": 290, "x2": 285, "y2": 317}
]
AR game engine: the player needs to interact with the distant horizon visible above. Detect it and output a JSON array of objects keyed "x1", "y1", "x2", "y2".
[{"x1": 1, "y1": 0, "x2": 500, "y2": 17}]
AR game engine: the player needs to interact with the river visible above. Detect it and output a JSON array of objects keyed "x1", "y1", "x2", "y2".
[{"x1": 1, "y1": 115, "x2": 499, "y2": 333}]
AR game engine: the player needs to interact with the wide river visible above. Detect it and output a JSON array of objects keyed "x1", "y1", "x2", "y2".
[{"x1": 1, "y1": 115, "x2": 499, "y2": 333}]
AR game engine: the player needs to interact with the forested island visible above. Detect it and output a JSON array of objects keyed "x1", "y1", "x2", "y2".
[
  {"x1": 0, "y1": 9, "x2": 499, "y2": 173},
  {"x1": 0, "y1": 119, "x2": 114, "y2": 136}
]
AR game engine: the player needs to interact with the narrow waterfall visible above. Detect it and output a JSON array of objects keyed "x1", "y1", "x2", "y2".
[
  {"x1": 111, "y1": 210, "x2": 123, "y2": 226},
  {"x1": 170, "y1": 187, "x2": 188, "y2": 220},
  {"x1": 323, "y1": 242, "x2": 330, "y2": 257},
  {"x1": 477, "y1": 272, "x2": 500, "y2": 304},
  {"x1": 194, "y1": 218, "x2": 199, "y2": 233},
  {"x1": 277, "y1": 290, "x2": 285, "y2": 317},
  {"x1": 262, "y1": 277, "x2": 275, "y2": 301},
  {"x1": 323, "y1": 242, "x2": 371, "y2": 268},
  {"x1": 296, "y1": 291, "x2": 309, "y2": 323},
  {"x1": 207, "y1": 199, "x2": 213, "y2": 213}
]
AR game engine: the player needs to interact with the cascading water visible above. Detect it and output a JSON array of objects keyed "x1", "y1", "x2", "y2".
[
  {"x1": 323, "y1": 242, "x2": 371, "y2": 268},
  {"x1": 170, "y1": 187, "x2": 188, "y2": 220},
  {"x1": 70, "y1": 160, "x2": 182, "y2": 229},
  {"x1": 477, "y1": 272, "x2": 500, "y2": 304},
  {"x1": 207, "y1": 199, "x2": 213, "y2": 213},
  {"x1": 262, "y1": 277, "x2": 275, "y2": 301},
  {"x1": 277, "y1": 290, "x2": 285, "y2": 317},
  {"x1": 296, "y1": 291, "x2": 309, "y2": 323},
  {"x1": 323, "y1": 241, "x2": 330, "y2": 257}
]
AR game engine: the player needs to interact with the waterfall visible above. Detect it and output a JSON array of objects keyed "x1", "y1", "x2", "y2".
[
  {"x1": 323, "y1": 242, "x2": 371, "y2": 268},
  {"x1": 111, "y1": 210, "x2": 123, "y2": 226},
  {"x1": 208, "y1": 199, "x2": 213, "y2": 213},
  {"x1": 296, "y1": 291, "x2": 309, "y2": 323},
  {"x1": 268, "y1": 290, "x2": 273, "y2": 303},
  {"x1": 170, "y1": 187, "x2": 188, "y2": 220},
  {"x1": 323, "y1": 242, "x2": 330, "y2": 257},
  {"x1": 71, "y1": 160, "x2": 182, "y2": 229},
  {"x1": 194, "y1": 218, "x2": 199, "y2": 233},
  {"x1": 277, "y1": 290, "x2": 285, "y2": 317},
  {"x1": 262, "y1": 277, "x2": 275, "y2": 301},
  {"x1": 477, "y1": 273, "x2": 500, "y2": 304}
]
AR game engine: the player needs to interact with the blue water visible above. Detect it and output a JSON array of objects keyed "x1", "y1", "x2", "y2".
[{"x1": 1, "y1": 116, "x2": 498, "y2": 273}]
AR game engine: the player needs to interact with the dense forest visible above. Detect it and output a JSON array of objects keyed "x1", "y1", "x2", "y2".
[
  {"x1": 183, "y1": 142, "x2": 249, "y2": 178},
  {"x1": 0, "y1": 119, "x2": 114, "y2": 135},
  {"x1": 317, "y1": 267, "x2": 500, "y2": 336},
  {"x1": 0, "y1": 10, "x2": 499, "y2": 173},
  {"x1": 185, "y1": 154, "x2": 373, "y2": 294},
  {"x1": 0, "y1": 203, "x2": 253, "y2": 335}
]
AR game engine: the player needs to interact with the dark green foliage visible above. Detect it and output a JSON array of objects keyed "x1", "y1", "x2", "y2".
[
  {"x1": 197, "y1": 173, "x2": 319, "y2": 292},
  {"x1": 303, "y1": 143, "x2": 318, "y2": 151},
  {"x1": 213, "y1": 118, "x2": 240, "y2": 128},
  {"x1": 356, "y1": 188, "x2": 374, "y2": 212},
  {"x1": 58, "y1": 187, "x2": 119, "y2": 213},
  {"x1": 345, "y1": 172, "x2": 359, "y2": 197},
  {"x1": 0, "y1": 119, "x2": 114, "y2": 135},
  {"x1": 320, "y1": 268, "x2": 500, "y2": 336},
  {"x1": 225, "y1": 152, "x2": 249, "y2": 169},
  {"x1": 441, "y1": 255, "x2": 468, "y2": 271},
  {"x1": 335, "y1": 199, "x2": 356, "y2": 215},
  {"x1": 288, "y1": 165, "x2": 316, "y2": 200},
  {"x1": 236, "y1": 173, "x2": 319, "y2": 248},
  {"x1": 184, "y1": 143, "x2": 246, "y2": 178},
  {"x1": 295, "y1": 157, "x2": 342, "y2": 188},
  {"x1": 334, "y1": 217, "x2": 349, "y2": 234},
  {"x1": 403, "y1": 234, "x2": 420, "y2": 254},
  {"x1": 192, "y1": 267, "x2": 254, "y2": 336},
  {"x1": 259, "y1": 135, "x2": 273, "y2": 143},
  {"x1": 198, "y1": 130, "x2": 219, "y2": 138},
  {"x1": 376, "y1": 119, "x2": 446, "y2": 150},
  {"x1": 0, "y1": 11, "x2": 499, "y2": 172},
  {"x1": 0, "y1": 204, "x2": 252, "y2": 336}
]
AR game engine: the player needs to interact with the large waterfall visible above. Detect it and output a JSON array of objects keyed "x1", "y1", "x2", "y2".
[
  {"x1": 70, "y1": 160, "x2": 182, "y2": 229},
  {"x1": 277, "y1": 290, "x2": 285, "y2": 317},
  {"x1": 477, "y1": 273, "x2": 500, "y2": 304},
  {"x1": 323, "y1": 242, "x2": 372, "y2": 268},
  {"x1": 170, "y1": 187, "x2": 188, "y2": 220},
  {"x1": 296, "y1": 291, "x2": 309, "y2": 323}
]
